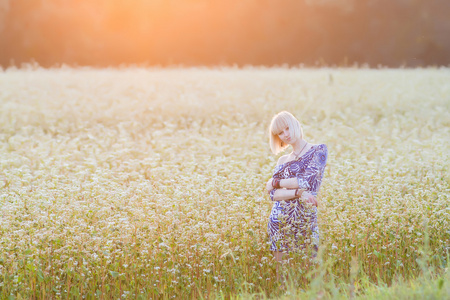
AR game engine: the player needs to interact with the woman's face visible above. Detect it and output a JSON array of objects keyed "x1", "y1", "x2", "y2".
[{"x1": 277, "y1": 125, "x2": 294, "y2": 144}]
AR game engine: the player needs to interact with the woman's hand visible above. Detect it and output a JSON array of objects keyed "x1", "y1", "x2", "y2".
[
  {"x1": 266, "y1": 178, "x2": 274, "y2": 193},
  {"x1": 302, "y1": 191, "x2": 318, "y2": 207}
]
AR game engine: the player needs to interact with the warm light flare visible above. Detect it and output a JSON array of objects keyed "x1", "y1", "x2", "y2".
[{"x1": 1, "y1": 0, "x2": 448, "y2": 66}]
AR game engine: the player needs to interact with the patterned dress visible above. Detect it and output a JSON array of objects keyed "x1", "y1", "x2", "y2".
[{"x1": 268, "y1": 144, "x2": 328, "y2": 253}]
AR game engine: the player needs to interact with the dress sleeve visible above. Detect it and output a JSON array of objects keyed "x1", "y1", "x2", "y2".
[
  {"x1": 269, "y1": 188, "x2": 277, "y2": 201},
  {"x1": 297, "y1": 144, "x2": 328, "y2": 197}
]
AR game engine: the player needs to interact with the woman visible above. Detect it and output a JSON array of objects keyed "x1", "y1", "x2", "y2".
[{"x1": 266, "y1": 111, "x2": 328, "y2": 265}]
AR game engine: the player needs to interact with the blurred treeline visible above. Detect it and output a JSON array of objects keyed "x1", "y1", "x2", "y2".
[{"x1": 0, "y1": 0, "x2": 449, "y2": 67}]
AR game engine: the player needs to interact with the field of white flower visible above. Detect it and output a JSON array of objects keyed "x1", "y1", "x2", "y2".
[{"x1": 0, "y1": 67, "x2": 449, "y2": 299}]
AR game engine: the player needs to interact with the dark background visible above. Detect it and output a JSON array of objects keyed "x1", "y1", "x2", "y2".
[{"x1": 1, "y1": 0, "x2": 449, "y2": 68}]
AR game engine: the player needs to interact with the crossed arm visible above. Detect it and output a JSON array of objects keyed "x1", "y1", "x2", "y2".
[{"x1": 265, "y1": 177, "x2": 318, "y2": 206}]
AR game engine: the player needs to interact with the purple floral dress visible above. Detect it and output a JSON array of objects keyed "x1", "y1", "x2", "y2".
[{"x1": 268, "y1": 144, "x2": 328, "y2": 253}]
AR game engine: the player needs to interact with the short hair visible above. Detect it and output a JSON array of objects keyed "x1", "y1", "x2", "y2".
[{"x1": 269, "y1": 111, "x2": 303, "y2": 154}]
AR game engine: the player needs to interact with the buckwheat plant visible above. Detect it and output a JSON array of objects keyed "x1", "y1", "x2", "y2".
[{"x1": 0, "y1": 67, "x2": 449, "y2": 299}]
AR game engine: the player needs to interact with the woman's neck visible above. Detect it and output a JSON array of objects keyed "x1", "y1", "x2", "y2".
[{"x1": 292, "y1": 139, "x2": 307, "y2": 154}]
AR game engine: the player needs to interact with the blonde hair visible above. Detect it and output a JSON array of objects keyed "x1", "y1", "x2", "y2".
[{"x1": 269, "y1": 111, "x2": 303, "y2": 154}]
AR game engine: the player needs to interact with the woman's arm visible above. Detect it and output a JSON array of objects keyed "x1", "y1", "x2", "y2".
[
  {"x1": 265, "y1": 154, "x2": 318, "y2": 206},
  {"x1": 271, "y1": 188, "x2": 300, "y2": 201},
  {"x1": 270, "y1": 187, "x2": 318, "y2": 206},
  {"x1": 279, "y1": 178, "x2": 298, "y2": 189},
  {"x1": 266, "y1": 177, "x2": 299, "y2": 192}
]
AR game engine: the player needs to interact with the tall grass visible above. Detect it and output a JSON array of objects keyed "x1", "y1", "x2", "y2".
[{"x1": 0, "y1": 67, "x2": 449, "y2": 299}]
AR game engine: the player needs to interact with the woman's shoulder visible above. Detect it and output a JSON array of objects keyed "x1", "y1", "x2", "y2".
[
  {"x1": 276, "y1": 154, "x2": 290, "y2": 167},
  {"x1": 273, "y1": 155, "x2": 289, "y2": 174}
]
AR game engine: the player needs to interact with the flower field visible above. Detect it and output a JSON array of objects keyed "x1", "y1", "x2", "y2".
[{"x1": 0, "y1": 67, "x2": 449, "y2": 299}]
